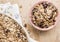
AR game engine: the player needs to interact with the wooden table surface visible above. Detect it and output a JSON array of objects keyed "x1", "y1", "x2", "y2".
[{"x1": 0, "y1": 0, "x2": 60, "y2": 42}]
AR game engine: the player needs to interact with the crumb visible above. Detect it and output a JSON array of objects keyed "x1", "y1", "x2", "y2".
[{"x1": 19, "y1": 5, "x2": 22, "y2": 8}]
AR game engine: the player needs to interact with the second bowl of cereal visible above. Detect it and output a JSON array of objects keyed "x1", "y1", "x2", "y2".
[{"x1": 30, "y1": 1, "x2": 59, "y2": 31}]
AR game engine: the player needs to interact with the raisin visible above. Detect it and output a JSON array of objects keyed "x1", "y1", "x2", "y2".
[
  {"x1": 5, "y1": 29, "x2": 10, "y2": 33},
  {"x1": 53, "y1": 9, "x2": 57, "y2": 12},
  {"x1": 32, "y1": 12, "x2": 34, "y2": 15},
  {"x1": 17, "y1": 33, "x2": 20, "y2": 38},
  {"x1": 42, "y1": 2, "x2": 48, "y2": 9},
  {"x1": 41, "y1": 21, "x2": 44, "y2": 23},
  {"x1": 38, "y1": 14, "x2": 40, "y2": 16},
  {"x1": 53, "y1": 19, "x2": 56, "y2": 22},
  {"x1": 39, "y1": 24, "x2": 44, "y2": 28},
  {"x1": 34, "y1": 16, "x2": 37, "y2": 19},
  {"x1": 39, "y1": 21, "x2": 44, "y2": 28},
  {"x1": 24, "y1": 24, "x2": 27, "y2": 27},
  {"x1": 4, "y1": 29, "x2": 10, "y2": 36},
  {"x1": 45, "y1": 25, "x2": 48, "y2": 28}
]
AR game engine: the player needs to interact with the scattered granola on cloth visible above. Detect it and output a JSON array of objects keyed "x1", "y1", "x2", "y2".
[{"x1": 0, "y1": 3, "x2": 28, "y2": 42}]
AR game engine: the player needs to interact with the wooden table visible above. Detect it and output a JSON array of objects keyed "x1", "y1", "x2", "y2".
[{"x1": 0, "y1": 0, "x2": 60, "y2": 42}]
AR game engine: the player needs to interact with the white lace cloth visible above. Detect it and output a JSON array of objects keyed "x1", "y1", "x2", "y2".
[{"x1": 0, "y1": 2, "x2": 22, "y2": 26}]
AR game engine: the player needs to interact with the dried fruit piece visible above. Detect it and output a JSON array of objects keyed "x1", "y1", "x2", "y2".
[{"x1": 42, "y1": 2, "x2": 48, "y2": 9}]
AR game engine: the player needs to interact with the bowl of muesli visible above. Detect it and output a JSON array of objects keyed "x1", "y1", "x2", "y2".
[
  {"x1": 30, "y1": 1, "x2": 59, "y2": 31},
  {"x1": 0, "y1": 14, "x2": 28, "y2": 42}
]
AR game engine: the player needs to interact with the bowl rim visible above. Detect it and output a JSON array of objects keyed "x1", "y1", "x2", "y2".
[{"x1": 29, "y1": 1, "x2": 59, "y2": 31}]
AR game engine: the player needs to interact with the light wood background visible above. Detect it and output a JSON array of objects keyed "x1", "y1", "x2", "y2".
[{"x1": 0, "y1": 0, "x2": 60, "y2": 42}]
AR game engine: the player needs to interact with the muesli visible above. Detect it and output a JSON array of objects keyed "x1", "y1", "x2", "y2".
[
  {"x1": 31, "y1": 1, "x2": 58, "y2": 28},
  {"x1": 0, "y1": 14, "x2": 28, "y2": 42}
]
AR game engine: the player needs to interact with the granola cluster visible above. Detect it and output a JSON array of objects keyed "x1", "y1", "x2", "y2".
[
  {"x1": 0, "y1": 14, "x2": 28, "y2": 42},
  {"x1": 31, "y1": 1, "x2": 58, "y2": 28}
]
